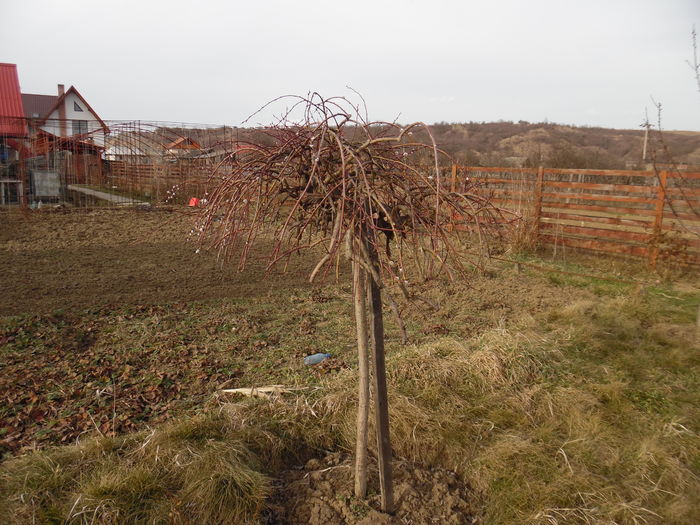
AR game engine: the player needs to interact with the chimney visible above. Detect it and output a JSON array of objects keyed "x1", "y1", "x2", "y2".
[{"x1": 57, "y1": 84, "x2": 67, "y2": 137}]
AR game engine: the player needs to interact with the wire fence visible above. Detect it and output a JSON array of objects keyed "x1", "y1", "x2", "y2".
[{"x1": 0, "y1": 118, "x2": 264, "y2": 208}]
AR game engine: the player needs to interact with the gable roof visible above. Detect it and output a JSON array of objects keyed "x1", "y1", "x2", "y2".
[
  {"x1": 21, "y1": 93, "x2": 58, "y2": 119},
  {"x1": 38, "y1": 85, "x2": 109, "y2": 132},
  {"x1": 0, "y1": 63, "x2": 28, "y2": 137},
  {"x1": 165, "y1": 136, "x2": 201, "y2": 150}
]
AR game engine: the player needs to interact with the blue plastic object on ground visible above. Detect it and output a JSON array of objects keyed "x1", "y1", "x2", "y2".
[{"x1": 304, "y1": 353, "x2": 331, "y2": 365}]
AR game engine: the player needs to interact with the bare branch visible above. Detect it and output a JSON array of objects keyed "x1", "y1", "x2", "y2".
[{"x1": 198, "y1": 92, "x2": 504, "y2": 292}]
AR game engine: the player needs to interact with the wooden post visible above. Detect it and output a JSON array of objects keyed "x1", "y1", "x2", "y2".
[
  {"x1": 352, "y1": 259, "x2": 370, "y2": 499},
  {"x1": 649, "y1": 170, "x2": 668, "y2": 269},
  {"x1": 532, "y1": 166, "x2": 545, "y2": 242},
  {"x1": 367, "y1": 245, "x2": 394, "y2": 514},
  {"x1": 17, "y1": 149, "x2": 29, "y2": 209}
]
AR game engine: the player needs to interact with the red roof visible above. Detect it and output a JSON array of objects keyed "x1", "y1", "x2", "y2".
[
  {"x1": 0, "y1": 63, "x2": 28, "y2": 137},
  {"x1": 21, "y1": 93, "x2": 58, "y2": 119},
  {"x1": 166, "y1": 136, "x2": 201, "y2": 149}
]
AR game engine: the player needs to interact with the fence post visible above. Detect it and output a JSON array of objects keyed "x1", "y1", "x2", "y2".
[
  {"x1": 450, "y1": 163, "x2": 457, "y2": 193},
  {"x1": 649, "y1": 169, "x2": 668, "y2": 269},
  {"x1": 532, "y1": 166, "x2": 545, "y2": 242},
  {"x1": 18, "y1": 152, "x2": 29, "y2": 209}
]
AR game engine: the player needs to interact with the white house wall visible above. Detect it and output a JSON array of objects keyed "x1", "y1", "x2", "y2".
[{"x1": 39, "y1": 91, "x2": 105, "y2": 146}]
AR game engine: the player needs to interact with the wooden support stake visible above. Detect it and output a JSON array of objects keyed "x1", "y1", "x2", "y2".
[
  {"x1": 352, "y1": 260, "x2": 370, "y2": 499},
  {"x1": 367, "y1": 246, "x2": 394, "y2": 514},
  {"x1": 649, "y1": 170, "x2": 668, "y2": 269}
]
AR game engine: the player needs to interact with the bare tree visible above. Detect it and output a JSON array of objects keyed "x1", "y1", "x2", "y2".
[
  {"x1": 688, "y1": 25, "x2": 700, "y2": 94},
  {"x1": 639, "y1": 28, "x2": 700, "y2": 269},
  {"x1": 198, "y1": 93, "x2": 502, "y2": 513}
]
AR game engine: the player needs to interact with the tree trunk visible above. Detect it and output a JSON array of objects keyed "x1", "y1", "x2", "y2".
[
  {"x1": 366, "y1": 244, "x2": 394, "y2": 514},
  {"x1": 353, "y1": 260, "x2": 370, "y2": 499}
]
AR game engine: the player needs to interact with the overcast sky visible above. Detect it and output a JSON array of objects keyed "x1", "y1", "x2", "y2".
[{"x1": 2, "y1": 0, "x2": 699, "y2": 130}]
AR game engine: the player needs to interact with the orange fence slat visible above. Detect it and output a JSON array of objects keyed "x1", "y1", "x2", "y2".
[
  {"x1": 668, "y1": 171, "x2": 700, "y2": 179},
  {"x1": 542, "y1": 180, "x2": 658, "y2": 194},
  {"x1": 541, "y1": 211, "x2": 653, "y2": 228},
  {"x1": 541, "y1": 192, "x2": 656, "y2": 204},
  {"x1": 453, "y1": 164, "x2": 700, "y2": 265},
  {"x1": 542, "y1": 168, "x2": 655, "y2": 177}
]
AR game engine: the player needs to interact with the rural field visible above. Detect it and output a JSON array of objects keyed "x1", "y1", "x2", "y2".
[{"x1": 1, "y1": 208, "x2": 699, "y2": 524}]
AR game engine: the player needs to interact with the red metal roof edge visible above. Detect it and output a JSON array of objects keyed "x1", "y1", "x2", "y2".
[{"x1": 0, "y1": 63, "x2": 28, "y2": 136}]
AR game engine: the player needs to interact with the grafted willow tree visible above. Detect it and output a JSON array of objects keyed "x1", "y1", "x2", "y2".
[{"x1": 198, "y1": 93, "x2": 501, "y2": 513}]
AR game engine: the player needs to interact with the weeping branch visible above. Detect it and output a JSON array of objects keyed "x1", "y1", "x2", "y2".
[{"x1": 198, "y1": 92, "x2": 503, "y2": 293}]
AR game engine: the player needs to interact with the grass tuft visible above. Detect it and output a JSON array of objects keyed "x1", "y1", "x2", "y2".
[{"x1": 1, "y1": 267, "x2": 698, "y2": 524}]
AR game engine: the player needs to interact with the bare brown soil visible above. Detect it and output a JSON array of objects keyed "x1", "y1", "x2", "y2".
[
  {"x1": 0, "y1": 208, "x2": 316, "y2": 316},
  {"x1": 0, "y1": 209, "x2": 329, "y2": 456},
  {"x1": 266, "y1": 452, "x2": 476, "y2": 525},
  {"x1": 0, "y1": 208, "x2": 582, "y2": 457}
]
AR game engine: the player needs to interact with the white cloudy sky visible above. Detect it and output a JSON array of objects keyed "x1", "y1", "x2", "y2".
[{"x1": 2, "y1": 0, "x2": 699, "y2": 130}]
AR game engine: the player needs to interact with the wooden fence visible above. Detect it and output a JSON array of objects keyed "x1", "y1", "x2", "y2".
[
  {"x1": 105, "y1": 161, "x2": 700, "y2": 266},
  {"x1": 107, "y1": 161, "x2": 213, "y2": 203},
  {"x1": 451, "y1": 165, "x2": 700, "y2": 267}
]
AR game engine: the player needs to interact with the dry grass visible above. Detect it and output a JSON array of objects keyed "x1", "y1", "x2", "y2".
[
  {"x1": 1, "y1": 210, "x2": 698, "y2": 524},
  {"x1": 2, "y1": 285, "x2": 698, "y2": 524},
  {"x1": 0, "y1": 415, "x2": 272, "y2": 524}
]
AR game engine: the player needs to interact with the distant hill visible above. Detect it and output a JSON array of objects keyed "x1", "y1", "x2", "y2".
[
  {"x1": 155, "y1": 121, "x2": 699, "y2": 170},
  {"x1": 418, "y1": 121, "x2": 700, "y2": 169}
]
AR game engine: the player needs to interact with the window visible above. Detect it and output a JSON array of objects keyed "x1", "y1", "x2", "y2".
[
  {"x1": 72, "y1": 120, "x2": 88, "y2": 136},
  {"x1": 74, "y1": 101, "x2": 83, "y2": 112}
]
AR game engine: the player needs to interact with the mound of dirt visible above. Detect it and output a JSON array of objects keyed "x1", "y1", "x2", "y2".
[{"x1": 266, "y1": 452, "x2": 479, "y2": 524}]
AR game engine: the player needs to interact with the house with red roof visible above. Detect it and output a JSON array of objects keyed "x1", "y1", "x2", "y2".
[
  {"x1": 1, "y1": 63, "x2": 109, "y2": 204},
  {"x1": 22, "y1": 83, "x2": 109, "y2": 151}
]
